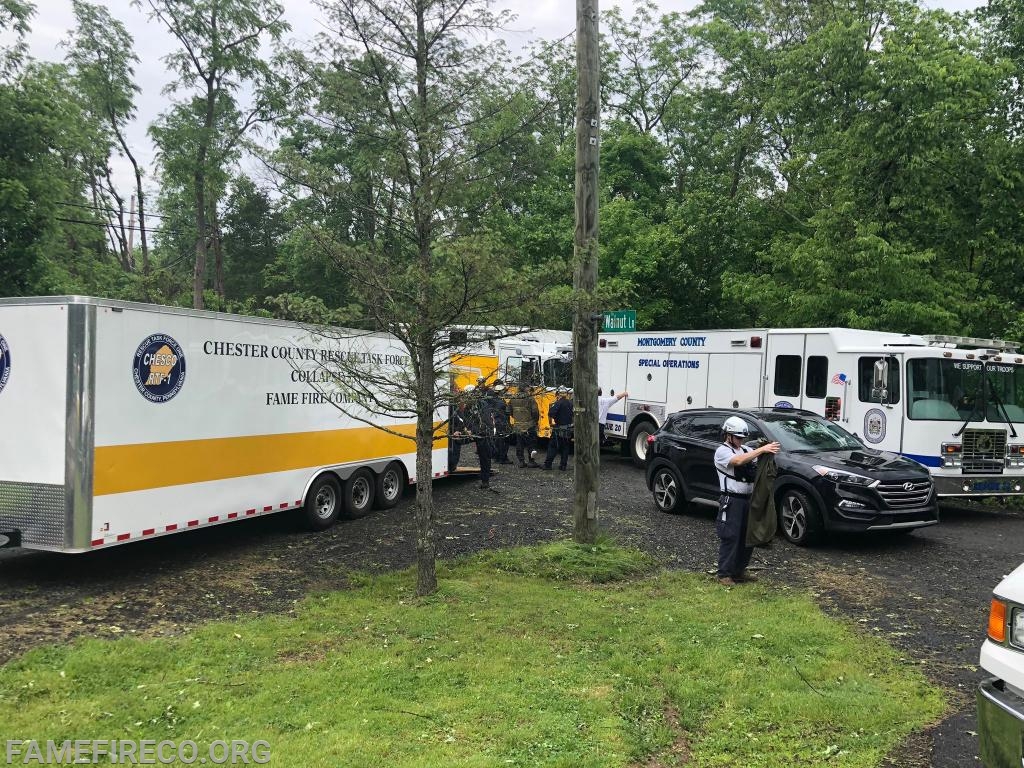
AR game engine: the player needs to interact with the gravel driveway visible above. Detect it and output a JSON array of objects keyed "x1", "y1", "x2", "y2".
[{"x1": 1, "y1": 451, "x2": 1022, "y2": 766}]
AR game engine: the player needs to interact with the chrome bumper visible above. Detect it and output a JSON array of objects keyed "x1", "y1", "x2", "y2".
[
  {"x1": 977, "y1": 676, "x2": 1024, "y2": 767},
  {"x1": 934, "y1": 476, "x2": 1024, "y2": 496}
]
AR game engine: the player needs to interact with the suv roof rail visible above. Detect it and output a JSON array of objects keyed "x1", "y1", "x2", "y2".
[
  {"x1": 749, "y1": 405, "x2": 819, "y2": 416},
  {"x1": 923, "y1": 334, "x2": 1019, "y2": 352}
]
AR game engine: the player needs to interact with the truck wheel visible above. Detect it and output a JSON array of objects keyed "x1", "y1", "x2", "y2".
[
  {"x1": 374, "y1": 462, "x2": 405, "y2": 509},
  {"x1": 304, "y1": 474, "x2": 342, "y2": 531},
  {"x1": 778, "y1": 488, "x2": 822, "y2": 546},
  {"x1": 651, "y1": 465, "x2": 685, "y2": 514},
  {"x1": 343, "y1": 468, "x2": 376, "y2": 517},
  {"x1": 628, "y1": 421, "x2": 655, "y2": 467}
]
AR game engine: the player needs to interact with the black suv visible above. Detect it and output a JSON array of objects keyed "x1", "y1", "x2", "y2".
[{"x1": 645, "y1": 407, "x2": 938, "y2": 545}]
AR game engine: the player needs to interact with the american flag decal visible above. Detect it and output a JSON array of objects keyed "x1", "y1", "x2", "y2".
[{"x1": 831, "y1": 373, "x2": 848, "y2": 384}]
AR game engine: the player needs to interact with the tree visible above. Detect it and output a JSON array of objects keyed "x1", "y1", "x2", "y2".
[
  {"x1": 66, "y1": 0, "x2": 150, "y2": 273},
  {"x1": 602, "y1": 0, "x2": 698, "y2": 139},
  {"x1": 140, "y1": 0, "x2": 288, "y2": 309},
  {"x1": 278, "y1": 0, "x2": 550, "y2": 595},
  {"x1": 0, "y1": 0, "x2": 33, "y2": 77}
]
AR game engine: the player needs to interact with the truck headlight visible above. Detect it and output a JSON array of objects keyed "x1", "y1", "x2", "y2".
[
  {"x1": 1013, "y1": 607, "x2": 1024, "y2": 649},
  {"x1": 812, "y1": 465, "x2": 877, "y2": 487}
]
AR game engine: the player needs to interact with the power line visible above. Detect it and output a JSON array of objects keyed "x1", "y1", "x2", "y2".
[
  {"x1": 55, "y1": 216, "x2": 195, "y2": 239},
  {"x1": 57, "y1": 200, "x2": 178, "y2": 221}
]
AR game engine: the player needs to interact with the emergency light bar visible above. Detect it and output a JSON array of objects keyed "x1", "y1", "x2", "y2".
[{"x1": 924, "y1": 334, "x2": 1019, "y2": 352}]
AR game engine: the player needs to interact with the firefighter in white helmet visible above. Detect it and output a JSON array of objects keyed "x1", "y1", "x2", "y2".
[{"x1": 714, "y1": 415, "x2": 780, "y2": 587}]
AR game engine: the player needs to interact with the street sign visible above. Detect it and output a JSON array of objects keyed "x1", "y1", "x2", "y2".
[{"x1": 602, "y1": 310, "x2": 636, "y2": 333}]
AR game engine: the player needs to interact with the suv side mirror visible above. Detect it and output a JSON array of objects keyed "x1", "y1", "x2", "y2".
[{"x1": 872, "y1": 359, "x2": 889, "y2": 404}]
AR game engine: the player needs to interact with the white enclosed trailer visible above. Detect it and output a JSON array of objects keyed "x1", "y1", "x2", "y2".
[
  {"x1": 598, "y1": 327, "x2": 1024, "y2": 498},
  {"x1": 0, "y1": 296, "x2": 447, "y2": 552}
]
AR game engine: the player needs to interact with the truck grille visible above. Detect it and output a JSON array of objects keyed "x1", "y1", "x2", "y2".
[
  {"x1": 962, "y1": 428, "x2": 1007, "y2": 474},
  {"x1": 876, "y1": 480, "x2": 933, "y2": 508}
]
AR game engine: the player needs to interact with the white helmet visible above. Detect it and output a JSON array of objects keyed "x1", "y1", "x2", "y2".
[
  {"x1": 463, "y1": 385, "x2": 475, "y2": 392},
  {"x1": 723, "y1": 416, "x2": 749, "y2": 437}
]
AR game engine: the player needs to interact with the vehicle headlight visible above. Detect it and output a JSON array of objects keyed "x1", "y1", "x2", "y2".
[
  {"x1": 1014, "y1": 607, "x2": 1024, "y2": 649},
  {"x1": 812, "y1": 465, "x2": 877, "y2": 487}
]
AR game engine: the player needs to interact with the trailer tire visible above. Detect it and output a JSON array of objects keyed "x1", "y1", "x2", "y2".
[
  {"x1": 374, "y1": 462, "x2": 405, "y2": 510},
  {"x1": 343, "y1": 468, "x2": 376, "y2": 517},
  {"x1": 627, "y1": 420, "x2": 656, "y2": 467},
  {"x1": 777, "y1": 487, "x2": 823, "y2": 546},
  {"x1": 304, "y1": 474, "x2": 342, "y2": 531}
]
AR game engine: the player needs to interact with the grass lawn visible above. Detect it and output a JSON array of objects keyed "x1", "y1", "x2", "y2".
[{"x1": 0, "y1": 543, "x2": 944, "y2": 767}]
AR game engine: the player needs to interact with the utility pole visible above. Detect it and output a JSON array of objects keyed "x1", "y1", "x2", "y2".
[
  {"x1": 127, "y1": 194, "x2": 137, "y2": 271},
  {"x1": 573, "y1": 0, "x2": 600, "y2": 544}
]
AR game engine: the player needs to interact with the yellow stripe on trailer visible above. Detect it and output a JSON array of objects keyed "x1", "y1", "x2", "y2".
[{"x1": 94, "y1": 424, "x2": 444, "y2": 496}]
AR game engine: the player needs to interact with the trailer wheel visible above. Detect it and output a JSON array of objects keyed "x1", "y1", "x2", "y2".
[
  {"x1": 778, "y1": 488, "x2": 823, "y2": 546},
  {"x1": 304, "y1": 474, "x2": 342, "y2": 531},
  {"x1": 374, "y1": 462, "x2": 405, "y2": 509},
  {"x1": 627, "y1": 420, "x2": 656, "y2": 467},
  {"x1": 343, "y1": 468, "x2": 376, "y2": 517}
]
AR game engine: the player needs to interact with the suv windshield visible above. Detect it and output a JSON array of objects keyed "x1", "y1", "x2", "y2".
[
  {"x1": 757, "y1": 413, "x2": 864, "y2": 452},
  {"x1": 907, "y1": 359, "x2": 1024, "y2": 423}
]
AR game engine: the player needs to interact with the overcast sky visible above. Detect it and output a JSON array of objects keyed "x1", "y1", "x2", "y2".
[{"x1": 17, "y1": 0, "x2": 986, "y2": 203}]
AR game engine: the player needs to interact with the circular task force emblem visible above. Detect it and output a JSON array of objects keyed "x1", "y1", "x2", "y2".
[
  {"x1": 864, "y1": 408, "x2": 887, "y2": 444},
  {"x1": 0, "y1": 334, "x2": 10, "y2": 395},
  {"x1": 133, "y1": 334, "x2": 186, "y2": 403}
]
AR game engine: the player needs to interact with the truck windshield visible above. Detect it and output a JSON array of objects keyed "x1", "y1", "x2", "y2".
[
  {"x1": 906, "y1": 359, "x2": 1024, "y2": 423},
  {"x1": 505, "y1": 356, "x2": 541, "y2": 387},
  {"x1": 542, "y1": 357, "x2": 573, "y2": 389},
  {"x1": 984, "y1": 363, "x2": 1024, "y2": 423}
]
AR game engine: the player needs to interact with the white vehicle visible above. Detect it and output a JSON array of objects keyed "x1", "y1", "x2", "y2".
[
  {"x1": 978, "y1": 562, "x2": 1024, "y2": 766},
  {"x1": 598, "y1": 328, "x2": 1024, "y2": 498},
  {"x1": 0, "y1": 296, "x2": 446, "y2": 552}
]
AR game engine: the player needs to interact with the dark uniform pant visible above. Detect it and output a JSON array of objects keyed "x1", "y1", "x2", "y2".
[
  {"x1": 492, "y1": 432, "x2": 509, "y2": 463},
  {"x1": 475, "y1": 438, "x2": 492, "y2": 484},
  {"x1": 544, "y1": 428, "x2": 571, "y2": 470},
  {"x1": 448, "y1": 439, "x2": 462, "y2": 472},
  {"x1": 717, "y1": 494, "x2": 753, "y2": 578},
  {"x1": 514, "y1": 428, "x2": 537, "y2": 464}
]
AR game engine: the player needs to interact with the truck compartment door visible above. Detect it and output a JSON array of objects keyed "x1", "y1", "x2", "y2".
[{"x1": 765, "y1": 333, "x2": 806, "y2": 409}]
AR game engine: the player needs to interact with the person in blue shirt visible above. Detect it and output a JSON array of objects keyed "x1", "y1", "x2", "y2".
[{"x1": 543, "y1": 387, "x2": 574, "y2": 471}]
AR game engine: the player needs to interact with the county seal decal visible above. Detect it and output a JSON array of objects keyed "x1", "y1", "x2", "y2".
[
  {"x1": 133, "y1": 334, "x2": 186, "y2": 403},
  {"x1": 0, "y1": 334, "x2": 10, "y2": 395},
  {"x1": 863, "y1": 408, "x2": 886, "y2": 444}
]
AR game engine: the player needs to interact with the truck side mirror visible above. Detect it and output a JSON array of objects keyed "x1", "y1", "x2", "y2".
[{"x1": 872, "y1": 359, "x2": 889, "y2": 404}]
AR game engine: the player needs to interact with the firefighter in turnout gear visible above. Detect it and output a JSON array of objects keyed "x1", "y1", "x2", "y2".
[{"x1": 510, "y1": 385, "x2": 541, "y2": 467}]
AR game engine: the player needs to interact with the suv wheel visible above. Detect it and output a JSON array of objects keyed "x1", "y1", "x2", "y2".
[
  {"x1": 778, "y1": 488, "x2": 822, "y2": 546},
  {"x1": 651, "y1": 465, "x2": 684, "y2": 514}
]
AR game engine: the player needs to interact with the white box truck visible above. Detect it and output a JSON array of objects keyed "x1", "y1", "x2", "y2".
[
  {"x1": 978, "y1": 560, "x2": 1024, "y2": 766},
  {"x1": 0, "y1": 296, "x2": 447, "y2": 552},
  {"x1": 598, "y1": 328, "x2": 1024, "y2": 499}
]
